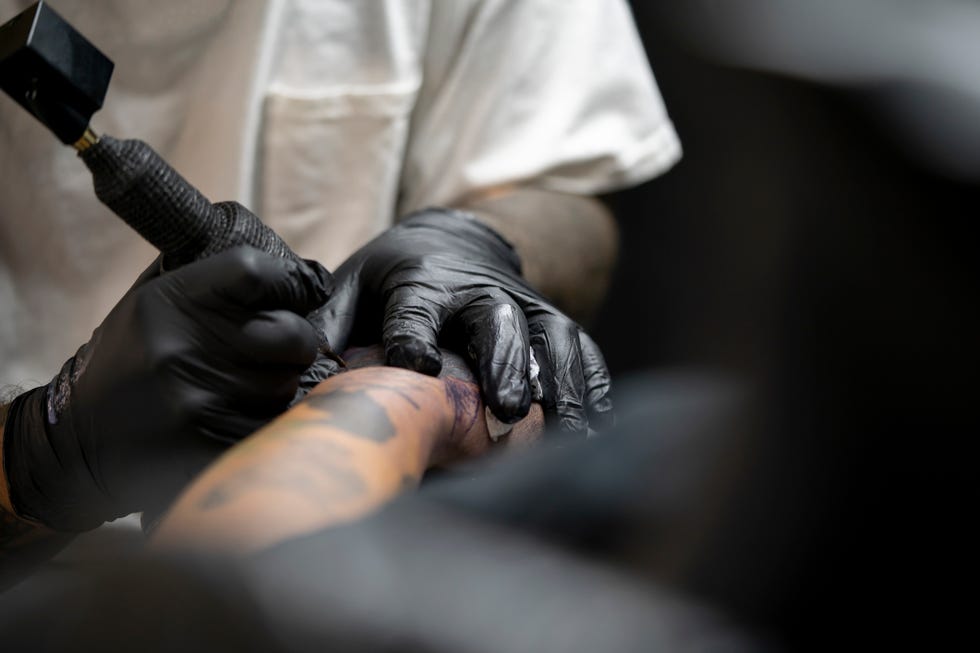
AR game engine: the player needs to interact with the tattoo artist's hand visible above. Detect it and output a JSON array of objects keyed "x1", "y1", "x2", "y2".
[
  {"x1": 2, "y1": 247, "x2": 330, "y2": 532},
  {"x1": 305, "y1": 208, "x2": 612, "y2": 434}
]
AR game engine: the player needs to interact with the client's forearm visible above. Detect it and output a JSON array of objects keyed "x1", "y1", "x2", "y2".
[{"x1": 149, "y1": 352, "x2": 543, "y2": 554}]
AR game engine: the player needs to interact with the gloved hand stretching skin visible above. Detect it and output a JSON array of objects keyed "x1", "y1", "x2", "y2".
[
  {"x1": 2, "y1": 247, "x2": 329, "y2": 532},
  {"x1": 306, "y1": 208, "x2": 612, "y2": 433}
]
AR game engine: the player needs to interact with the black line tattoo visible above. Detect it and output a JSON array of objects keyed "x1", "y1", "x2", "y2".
[
  {"x1": 302, "y1": 389, "x2": 397, "y2": 442},
  {"x1": 356, "y1": 382, "x2": 422, "y2": 411},
  {"x1": 444, "y1": 377, "x2": 480, "y2": 438}
]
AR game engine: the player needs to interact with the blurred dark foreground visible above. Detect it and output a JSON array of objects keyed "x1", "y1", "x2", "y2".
[{"x1": 0, "y1": 373, "x2": 764, "y2": 653}]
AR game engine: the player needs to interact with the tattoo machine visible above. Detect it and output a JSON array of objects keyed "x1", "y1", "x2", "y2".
[{"x1": 0, "y1": 1, "x2": 342, "y2": 362}]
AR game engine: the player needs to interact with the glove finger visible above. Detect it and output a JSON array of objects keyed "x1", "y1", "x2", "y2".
[
  {"x1": 190, "y1": 399, "x2": 277, "y2": 446},
  {"x1": 455, "y1": 290, "x2": 531, "y2": 423},
  {"x1": 185, "y1": 360, "x2": 306, "y2": 419},
  {"x1": 176, "y1": 247, "x2": 330, "y2": 315},
  {"x1": 579, "y1": 331, "x2": 614, "y2": 431},
  {"x1": 529, "y1": 315, "x2": 588, "y2": 435},
  {"x1": 230, "y1": 309, "x2": 320, "y2": 367},
  {"x1": 382, "y1": 285, "x2": 447, "y2": 376},
  {"x1": 293, "y1": 353, "x2": 345, "y2": 405},
  {"x1": 310, "y1": 262, "x2": 361, "y2": 355}
]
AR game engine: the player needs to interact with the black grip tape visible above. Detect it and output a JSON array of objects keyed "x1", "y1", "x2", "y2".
[{"x1": 78, "y1": 136, "x2": 303, "y2": 270}]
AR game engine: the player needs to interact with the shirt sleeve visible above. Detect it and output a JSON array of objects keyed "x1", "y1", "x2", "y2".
[{"x1": 398, "y1": 0, "x2": 681, "y2": 213}]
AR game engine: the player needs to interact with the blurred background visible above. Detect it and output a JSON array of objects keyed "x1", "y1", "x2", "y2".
[{"x1": 590, "y1": 1, "x2": 978, "y2": 647}]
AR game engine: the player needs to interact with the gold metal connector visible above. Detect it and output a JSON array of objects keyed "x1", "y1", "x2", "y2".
[{"x1": 72, "y1": 126, "x2": 99, "y2": 152}]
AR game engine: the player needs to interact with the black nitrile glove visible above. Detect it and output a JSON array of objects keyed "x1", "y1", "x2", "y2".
[
  {"x1": 80, "y1": 137, "x2": 339, "y2": 401},
  {"x1": 305, "y1": 208, "x2": 613, "y2": 433},
  {"x1": 2, "y1": 247, "x2": 330, "y2": 532}
]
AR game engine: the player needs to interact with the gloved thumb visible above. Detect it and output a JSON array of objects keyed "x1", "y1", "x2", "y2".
[{"x1": 309, "y1": 261, "x2": 361, "y2": 355}]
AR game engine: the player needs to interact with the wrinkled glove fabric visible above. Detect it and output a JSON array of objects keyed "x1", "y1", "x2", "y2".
[
  {"x1": 307, "y1": 208, "x2": 613, "y2": 434},
  {"x1": 3, "y1": 248, "x2": 329, "y2": 531}
]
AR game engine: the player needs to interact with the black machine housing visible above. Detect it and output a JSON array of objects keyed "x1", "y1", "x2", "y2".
[{"x1": 0, "y1": 1, "x2": 113, "y2": 144}]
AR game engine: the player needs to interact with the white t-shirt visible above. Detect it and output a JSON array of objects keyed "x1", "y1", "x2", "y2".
[{"x1": 0, "y1": 0, "x2": 681, "y2": 389}]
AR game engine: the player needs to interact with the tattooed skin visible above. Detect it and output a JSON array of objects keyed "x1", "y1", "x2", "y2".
[
  {"x1": 196, "y1": 438, "x2": 365, "y2": 511},
  {"x1": 185, "y1": 383, "x2": 424, "y2": 528},
  {"x1": 302, "y1": 389, "x2": 398, "y2": 442},
  {"x1": 443, "y1": 377, "x2": 481, "y2": 441}
]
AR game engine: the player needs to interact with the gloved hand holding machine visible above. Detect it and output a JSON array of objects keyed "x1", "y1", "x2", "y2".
[{"x1": 0, "y1": 1, "x2": 340, "y2": 531}]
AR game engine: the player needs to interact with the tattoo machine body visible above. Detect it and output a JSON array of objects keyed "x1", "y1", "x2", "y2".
[{"x1": 0, "y1": 1, "x2": 324, "y2": 273}]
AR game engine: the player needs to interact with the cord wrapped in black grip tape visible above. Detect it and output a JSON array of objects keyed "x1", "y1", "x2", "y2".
[
  {"x1": 78, "y1": 135, "x2": 343, "y2": 387},
  {"x1": 79, "y1": 136, "x2": 300, "y2": 270}
]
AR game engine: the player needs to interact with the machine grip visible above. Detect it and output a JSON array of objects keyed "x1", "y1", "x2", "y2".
[
  {"x1": 79, "y1": 136, "x2": 217, "y2": 268},
  {"x1": 79, "y1": 136, "x2": 303, "y2": 270}
]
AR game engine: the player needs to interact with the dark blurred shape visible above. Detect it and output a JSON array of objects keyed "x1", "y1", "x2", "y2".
[
  {"x1": 0, "y1": 554, "x2": 275, "y2": 653},
  {"x1": 591, "y1": 2, "x2": 978, "y2": 648},
  {"x1": 669, "y1": 0, "x2": 980, "y2": 181},
  {"x1": 0, "y1": 372, "x2": 764, "y2": 653},
  {"x1": 0, "y1": 1, "x2": 112, "y2": 144}
]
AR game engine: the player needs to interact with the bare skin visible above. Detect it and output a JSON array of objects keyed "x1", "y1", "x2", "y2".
[{"x1": 458, "y1": 186, "x2": 619, "y2": 325}]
